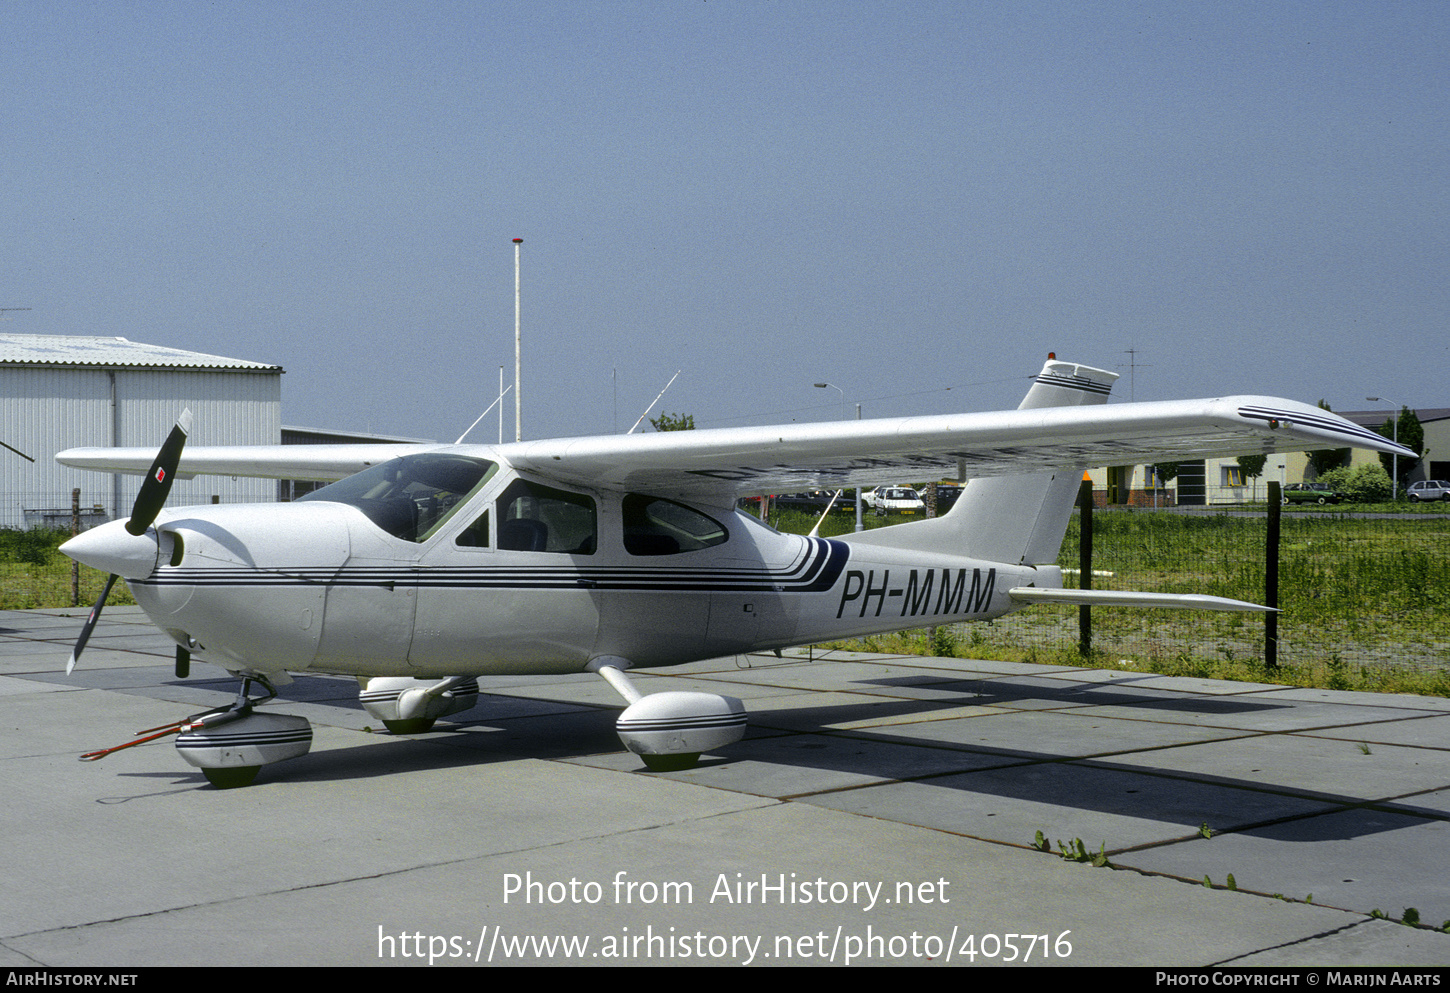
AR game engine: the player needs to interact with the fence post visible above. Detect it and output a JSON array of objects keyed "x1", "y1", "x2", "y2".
[
  {"x1": 1079, "y1": 478, "x2": 1093, "y2": 659},
  {"x1": 71, "y1": 488, "x2": 81, "y2": 607},
  {"x1": 1266, "y1": 481, "x2": 1280, "y2": 669}
]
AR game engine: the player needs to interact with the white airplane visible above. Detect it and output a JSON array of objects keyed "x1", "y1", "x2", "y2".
[{"x1": 56, "y1": 355, "x2": 1412, "y2": 787}]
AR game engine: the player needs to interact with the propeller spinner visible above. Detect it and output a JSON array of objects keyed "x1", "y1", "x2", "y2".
[{"x1": 63, "y1": 410, "x2": 191, "y2": 675}]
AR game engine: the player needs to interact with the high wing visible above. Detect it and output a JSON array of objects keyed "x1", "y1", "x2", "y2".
[
  {"x1": 56, "y1": 392, "x2": 1410, "y2": 501},
  {"x1": 55, "y1": 443, "x2": 444, "y2": 482},
  {"x1": 498, "y1": 393, "x2": 1410, "y2": 501}
]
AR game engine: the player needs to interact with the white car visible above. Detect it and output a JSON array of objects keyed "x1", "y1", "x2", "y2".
[
  {"x1": 1407, "y1": 480, "x2": 1450, "y2": 502},
  {"x1": 862, "y1": 486, "x2": 926, "y2": 516}
]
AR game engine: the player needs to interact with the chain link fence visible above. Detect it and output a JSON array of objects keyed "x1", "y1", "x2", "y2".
[{"x1": 981, "y1": 507, "x2": 1450, "y2": 676}]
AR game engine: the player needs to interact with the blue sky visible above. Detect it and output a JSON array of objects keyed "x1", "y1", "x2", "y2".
[{"x1": 4, "y1": 1, "x2": 1447, "y2": 443}]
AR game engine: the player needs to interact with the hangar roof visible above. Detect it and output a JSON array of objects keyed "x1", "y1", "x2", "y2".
[{"x1": 0, "y1": 334, "x2": 282, "y2": 373}]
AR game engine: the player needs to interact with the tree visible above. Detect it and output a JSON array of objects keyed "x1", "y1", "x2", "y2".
[
  {"x1": 1236, "y1": 453, "x2": 1267, "y2": 501},
  {"x1": 1144, "y1": 462, "x2": 1179, "y2": 507},
  {"x1": 1376, "y1": 407, "x2": 1423, "y2": 492},
  {"x1": 1236, "y1": 453, "x2": 1267, "y2": 479},
  {"x1": 649, "y1": 412, "x2": 695, "y2": 432},
  {"x1": 1305, "y1": 400, "x2": 1350, "y2": 477}
]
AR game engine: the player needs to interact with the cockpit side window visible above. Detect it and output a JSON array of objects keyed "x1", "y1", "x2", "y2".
[
  {"x1": 623, "y1": 495, "x2": 728, "y2": 556},
  {"x1": 455, "y1": 509, "x2": 489, "y2": 548},
  {"x1": 298, "y1": 454, "x2": 497, "y2": 543},
  {"x1": 496, "y1": 479, "x2": 597, "y2": 554}
]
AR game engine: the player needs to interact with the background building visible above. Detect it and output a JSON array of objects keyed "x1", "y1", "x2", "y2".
[
  {"x1": 1085, "y1": 405, "x2": 1447, "y2": 507},
  {"x1": 0, "y1": 334, "x2": 282, "y2": 529}
]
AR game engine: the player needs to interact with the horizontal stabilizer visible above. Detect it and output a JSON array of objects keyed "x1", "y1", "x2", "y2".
[{"x1": 1007, "y1": 587, "x2": 1274, "y2": 612}]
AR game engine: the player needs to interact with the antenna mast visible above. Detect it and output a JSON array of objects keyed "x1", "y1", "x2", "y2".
[
  {"x1": 513, "y1": 239, "x2": 523, "y2": 442},
  {"x1": 1122, "y1": 348, "x2": 1151, "y2": 402}
]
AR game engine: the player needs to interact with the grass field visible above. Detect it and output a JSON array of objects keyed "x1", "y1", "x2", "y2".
[
  {"x1": 774, "y1": 505, "x2": 1450, "y2": 697},
  {"x1": 0, "y1": 529, "x2": 132, "y2": 611}
]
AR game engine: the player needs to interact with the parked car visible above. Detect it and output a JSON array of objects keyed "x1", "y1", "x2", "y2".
[
  {"x1": 1282, "y1": 482, "x2": 1343, "y2": 505},
  {"x1": 931, "y1": 483, "x2": 963, "y2": 513},
  {"x1": 773, "y1": 491, "x2": 846, "y2": 513},
  {"x1": 862, "y1": 486, "x2": 926, "y2": 516},
  {"x1": 1407, "y1": 480, "x2": 1450, "y2": 502}
]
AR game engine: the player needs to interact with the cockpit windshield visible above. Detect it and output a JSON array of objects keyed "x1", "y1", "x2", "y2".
[{"x1": 298, "y1": 453, "x2": 497, "y2": 542}]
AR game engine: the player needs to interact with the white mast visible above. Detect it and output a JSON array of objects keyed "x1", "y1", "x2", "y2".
[{"x1": 513, "y1": 238, "x2": 523, "y2": 442}]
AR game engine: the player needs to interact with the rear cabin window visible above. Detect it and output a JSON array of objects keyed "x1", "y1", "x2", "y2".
[{"x1": 623, "y1": 495, "x2": 728, "y2": 556}]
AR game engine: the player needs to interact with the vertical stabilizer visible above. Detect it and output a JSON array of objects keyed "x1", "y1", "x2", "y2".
[
  {"x1": 950, "y1": 359, "x2": 1117, "y2": 564},
  {"x1": 843, "y1": 357, "x2": 1118, "y2": 564}
]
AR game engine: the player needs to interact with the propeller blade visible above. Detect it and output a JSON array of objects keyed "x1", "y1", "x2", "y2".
[
  {"x1": 67, "y1": 573, "x2": 119, "y2": 675},
  {"x1": 175, "y1": 644, "x2": 190, "y2": 679},
  {"x1": 126, "y1": 409, "x2": 192, "y2": 536}
]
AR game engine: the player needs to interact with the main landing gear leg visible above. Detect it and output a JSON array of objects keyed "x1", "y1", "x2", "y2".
[
  {"x1": 358, "y1": 676, "x2": 481, "y2": 734},
  {"x1": 586, "y1": 656, "x2": 747, "y2": 772}
]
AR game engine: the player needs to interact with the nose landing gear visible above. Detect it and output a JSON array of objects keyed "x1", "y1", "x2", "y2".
[
  {"x1": 172, "y1": 677, "x2": 313, "y2": 788},
  {"x1": 81, "y1": 675, "x2": 313, "y2": 789}
]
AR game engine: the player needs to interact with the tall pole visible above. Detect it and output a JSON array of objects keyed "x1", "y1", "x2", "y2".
[
  {"x1": 1265, "y1": 481, "x2": 1280, "y2": 669},
  {"x1": 514, "y1": 238, "x2": 523, "y2": 442},
  {"x1": 1367, "y1": 396, "x2": 1400, "y2": 499},
  {"x1": 855, "y1": 404, "x2": 863, "y2": 532},
  {"x1": 814, "y1": 383, "x2": 861, "y2": 531},
  {"x1": 1078, "y1": 478, "x2": 1093, "y2": 659},
  {"x1": 813, "y1": 382, "x2": 845, "y2": 421}
]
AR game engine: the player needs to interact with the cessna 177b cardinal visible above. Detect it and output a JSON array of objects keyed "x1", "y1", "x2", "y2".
[{"x1": 56, "y1": 356, "x2": 1412, "y2": 787}]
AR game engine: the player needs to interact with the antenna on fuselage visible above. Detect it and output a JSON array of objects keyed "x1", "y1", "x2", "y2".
[
  {"x1": 626, "y1": 370, "x2": 682, "y2": 434},
  {"x1": 456, "y1": 384, "x2": 513, "y2": 444}
]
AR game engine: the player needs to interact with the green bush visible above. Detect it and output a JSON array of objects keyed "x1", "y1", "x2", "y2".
[
  {"x1": 0, "y1": 528, "x2": 64, "y2": 566},
  {"x1": 1317, "y1": 464, "x2": 1393, "y2": 503}
]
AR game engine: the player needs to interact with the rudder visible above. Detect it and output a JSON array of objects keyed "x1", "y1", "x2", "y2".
[{"x1": 949, "y1": 358, "x2": 1117, "y2": 565}]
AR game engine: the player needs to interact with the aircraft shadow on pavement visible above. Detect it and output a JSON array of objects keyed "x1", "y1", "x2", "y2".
[{"x1": 66, "y1": 666, "x2": 1450, "y2": 844}]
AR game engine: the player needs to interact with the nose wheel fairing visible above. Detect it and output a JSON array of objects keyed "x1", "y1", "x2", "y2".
[{"x1": 176, "y1": 710, "x2": 313, "y2": 789}]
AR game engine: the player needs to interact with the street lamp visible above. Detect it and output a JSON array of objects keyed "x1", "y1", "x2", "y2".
[
  {"x1": 1367, "y1": 396, "x2": 1400, "y2": 499},
  {"x1": 813, "y1": 382, "x2": 845, "y2": 421},
  {"x1": 814, "y1": 382, "x2": 862, "y2": 531}
]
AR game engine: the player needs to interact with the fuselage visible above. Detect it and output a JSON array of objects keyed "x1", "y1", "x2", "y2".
[{"x1": 73, "y1": 457, "x2": 1045, "y2": 680}]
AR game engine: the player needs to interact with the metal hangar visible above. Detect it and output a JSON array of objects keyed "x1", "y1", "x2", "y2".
[{"x1": 0, "y1": 334, "x2": 282, "y2": 529}]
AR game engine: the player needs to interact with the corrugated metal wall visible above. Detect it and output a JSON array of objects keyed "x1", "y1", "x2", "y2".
[{"x1": 1, "y1": 366, "x2": 282, "y2": 528}]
